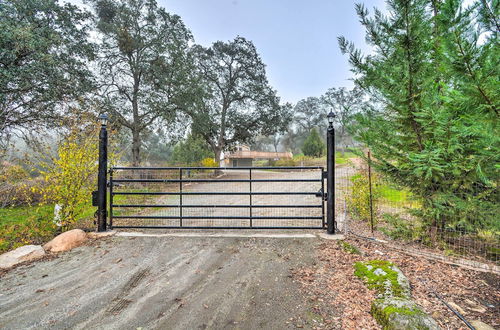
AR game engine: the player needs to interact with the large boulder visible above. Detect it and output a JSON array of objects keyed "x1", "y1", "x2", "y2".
[
  {"x1": 0, "y1": 245, "x2": 45, "y2": 269},
  {"x1": 43, "y1": 229, "x2": 88, "y2": 253},
  {"x1": 355, "y1": 260, "x2": 439, "y2": 330}
]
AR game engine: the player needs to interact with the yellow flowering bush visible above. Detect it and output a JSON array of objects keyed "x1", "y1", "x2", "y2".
[
  {"x1": 347, "y1": 170, "x2": 381, "y2": 223},
  {"x1": 201, "y1": 157, "x2": 218, "y2": 168},
  {"x1": 38, "y1": 124, "x2": 99, "y2": 228}
]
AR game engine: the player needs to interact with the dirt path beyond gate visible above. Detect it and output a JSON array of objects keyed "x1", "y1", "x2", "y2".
[{"x1": 0, "y1": 234, "x2": 331, "y2": 329}]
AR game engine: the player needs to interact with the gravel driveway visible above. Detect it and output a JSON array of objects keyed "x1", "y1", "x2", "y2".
[{"x1": 0, "y1": 234, "x2": 327, "y2": 329}]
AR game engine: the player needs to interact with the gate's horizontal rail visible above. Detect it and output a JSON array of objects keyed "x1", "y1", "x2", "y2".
[
  {"x1": 111, "y1": 178, "x2": 321, "y2": 183},
  {"x1": 112, "y1": 215, "x2": 323, "y2": 220},
  {"x1": 112, "y1": 191, "x2": 319, "y2": 195},
  {"x1": 111, "y1": 226, "x2": 323, "y2": 230},
  {"x1": 112, "y1": 204, "x2": 322, "y2": 208},
  {"x1": 111, "y1": 166, "x2": 324, "y2": 170}
]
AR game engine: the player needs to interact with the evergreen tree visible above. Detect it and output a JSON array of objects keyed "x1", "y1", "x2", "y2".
[
  {"x1": 339, "y1": 0, "x2": 499, "y2": 232},
  {"x1": 171, "y1": 134, "x2": 213, "y2": 165},
  {"x1": 302, "y1": 128, "x2": 325, "y2": 157}
]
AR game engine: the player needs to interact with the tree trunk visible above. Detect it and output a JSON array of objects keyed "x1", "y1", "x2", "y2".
[
  {"x1": 339, "y1": 129, "x2": 345, "y2": 157},
  {"x1": 214, "y1": 148, "x2": 222, "y2": 167},
  {"x1": 132, "y1": 128, "x2": 140, "y2": 166}
]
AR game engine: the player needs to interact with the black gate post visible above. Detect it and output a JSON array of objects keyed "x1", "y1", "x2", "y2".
[
  {"x1": 97, "y1": 114, "x2": 108, "y2": 232},
  {"x1": 326, "y1": 112, "x2": 336, "y2": 234}
]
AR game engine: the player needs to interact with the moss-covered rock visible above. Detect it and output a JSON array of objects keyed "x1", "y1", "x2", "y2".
[
  {"x1": 354, "y1": 260, "x2": 410, "y2": 299},
  {"x1": 354, "y1": 260, "x2": 439, "y2": 330},
  {"x1": 371, "y1": 298, "x2": 440, "y2": 330}
]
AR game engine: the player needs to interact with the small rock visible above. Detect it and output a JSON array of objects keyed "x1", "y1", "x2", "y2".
[
  {"x1": 464, "y1": 299, "x2": 487, "y2": 313},
  {"x1": 447, "y1": 301, "x2": 466, "y2": 315},
  {"x1": 0, "y1": 245, "x2": 45, "y2": 269},
  {"x1": 470, "y1": 320, "x2": 495, "y2": 330},
  {"x1": 43, "y1": 229, "x2": 88, "y2": 253},
  {"x1": 469, "y1": 305, "x2": 487, "y2": 313},
  {"x1": 431, "y1": 311, "x2": 441, "y2": 319}
]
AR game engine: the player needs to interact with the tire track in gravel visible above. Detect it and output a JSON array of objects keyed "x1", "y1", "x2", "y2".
[{"x1": 0, "y1": 236, "x2": 324, "y2": 330}]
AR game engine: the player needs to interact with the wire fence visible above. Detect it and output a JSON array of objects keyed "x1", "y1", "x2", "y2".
[{"x1": 335, "y1": 152, "x2": 499, "y2": 265}]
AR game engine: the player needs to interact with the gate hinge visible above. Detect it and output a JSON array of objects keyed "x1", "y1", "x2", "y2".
[{"x1": 322, "y1": 171, "x2": 328, "y2": 179}]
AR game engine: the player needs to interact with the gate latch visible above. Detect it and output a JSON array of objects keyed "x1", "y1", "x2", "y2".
[
  {"x1": 92, "y1": 191, "x2": 98, "y2": 206},
  {"x1": 322, "y1": 171, "x2": 328, "y2": 179},
  {"x1": 315, "y1": 188, "x2": 326, "y2": 200}
]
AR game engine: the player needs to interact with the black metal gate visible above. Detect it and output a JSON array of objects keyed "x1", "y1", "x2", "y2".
[{"x1": 109, "y1": 166, "x2": 325, "y2": 229}]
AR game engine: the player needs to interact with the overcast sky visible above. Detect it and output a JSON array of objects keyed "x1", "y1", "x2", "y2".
[{"x1": 160, "y1": 0, "x2": 387, "y2": 104}]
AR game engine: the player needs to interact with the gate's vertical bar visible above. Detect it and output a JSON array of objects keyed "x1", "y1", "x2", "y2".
[
  {"x1": 321, "y1": 168, "x2": 325, "y2": 228},
  {"x1": 179, "y1": 168, "x2": 183, "y2": 227},
  {"x1": 97, "y1": 114, "x2": 108, "y2": 232},
  {"x1": 249, "y1": 168, "x2": 253, "y2": 228},
  {"x1": 326, "y1": 112, "x2": 336, "y2": 234},
  {"x1": 109, "y1": 168, "x2": 114, "y2": 229}
]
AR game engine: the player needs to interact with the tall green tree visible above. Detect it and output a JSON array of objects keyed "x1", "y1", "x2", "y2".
[
  {"x1": 339, "y1": 0, "x2": 499, "y2": 232},
  {"x1": 188, "y1": 37, "x2": 291, "y2": 164},
  {"x1": 90, "y1": 0, "x2": 194, "y2": 166},
  {"x1": 0, "y1": 0, "x2": 94, "y2": 144},
  {"x1": 302, "y1": 128, "x2": 325, "y2": 157},
  {"x1": 293, "y1": 97, "x2": 326, "y2": 134},
  {"x1": 321, "y1": 87, "x2": 364, "y2": 155}
]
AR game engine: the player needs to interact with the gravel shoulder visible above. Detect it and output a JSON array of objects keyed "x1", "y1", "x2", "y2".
[{"x1": 0, "y1": 235, "x2": 329, "y2": 329}]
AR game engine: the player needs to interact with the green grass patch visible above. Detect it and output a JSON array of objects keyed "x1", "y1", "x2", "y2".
[
  {"x1": 338, "y1": 240, "x2": 362, "y2": 255},
  {"x1": 378, "y1": 184, "x2": 412, "y2": 203},
  {"x1": 0, "y1": 204, "x2": 54, "y2": 226}
]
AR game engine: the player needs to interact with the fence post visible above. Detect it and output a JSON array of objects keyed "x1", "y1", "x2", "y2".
[
  {"x1": 97, "y1": 114, "x2": 108, "y2": 232},
  {"x1": 327, "y1": 112, "x2": 336, "y2": 234},
  {"x1": 368, "y1": 150, "x2": 374, "y2": 234}
]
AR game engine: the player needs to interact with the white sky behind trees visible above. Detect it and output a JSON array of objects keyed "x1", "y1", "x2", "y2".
[
  {"x1": 160, "y1": 0, "x2": 387, "y2": 103},
  {"x1": 69, "y1": 0, "x2": 388, "y2": 103}
]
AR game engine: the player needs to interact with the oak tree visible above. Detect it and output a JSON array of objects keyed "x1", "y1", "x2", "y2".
[
  {"x1": 90, "y1": 0, "x2": 194, "y2": 165},
  {"x1": 189, "y1": 37, "x2": 290, "y2": 164},
  {"x1": 0, "y1": 0, "x2": 94, "y2": 144}
]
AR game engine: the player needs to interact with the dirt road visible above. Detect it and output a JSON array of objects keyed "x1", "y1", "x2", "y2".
[{"x1": 0, "y1": 234, "x2": 330, "y2": 329}]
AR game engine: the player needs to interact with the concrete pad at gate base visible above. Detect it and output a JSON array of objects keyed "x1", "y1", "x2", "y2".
[
  {"x1": 318, "y1": 233, "x2": 345, "y2": 240},
  {"x1": 116, "y1": 232, "x2": 317, "y2": 239},
  {"x1": 87, "y1": 230, "x2": 116, "y2": 239}
]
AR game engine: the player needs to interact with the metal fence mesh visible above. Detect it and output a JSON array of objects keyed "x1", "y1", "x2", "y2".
[{"x1": 334, "y1": 154, "x2": 499, "y2": 265}]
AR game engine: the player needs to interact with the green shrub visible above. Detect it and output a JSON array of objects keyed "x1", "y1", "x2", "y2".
[
  {"x1": 302, "y1": 128, "x2": 325, "y2": 157},
  {"x1": 171, "y1": 134, "x2": 213, "y2": 165},
  {"x1": 379, "y1": 214, "x2": 423, "y2": 241},
  {"x1": 347, "y1": 171, "x2": 380, "y2": 223},
  {"x1": 0, "y1": 164, "x2": 44, "y2": 207}
]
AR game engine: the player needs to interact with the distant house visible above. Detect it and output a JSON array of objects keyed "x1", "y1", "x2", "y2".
[{"x1": 222, "y1": 145, "x2": 293, "y2": 167}]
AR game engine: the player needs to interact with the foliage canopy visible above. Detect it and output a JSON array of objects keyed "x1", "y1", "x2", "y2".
[{"x1": 340, "y1": 0, "x2": 499, "y2": 231}]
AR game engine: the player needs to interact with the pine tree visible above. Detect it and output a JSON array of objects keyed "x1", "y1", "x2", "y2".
[
  {"x1": 302, "y1": 128, "x2": 325, "y2": 157},
  {"x1": 339, "y1": 0, "x2": 499, "y2": 233}
]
